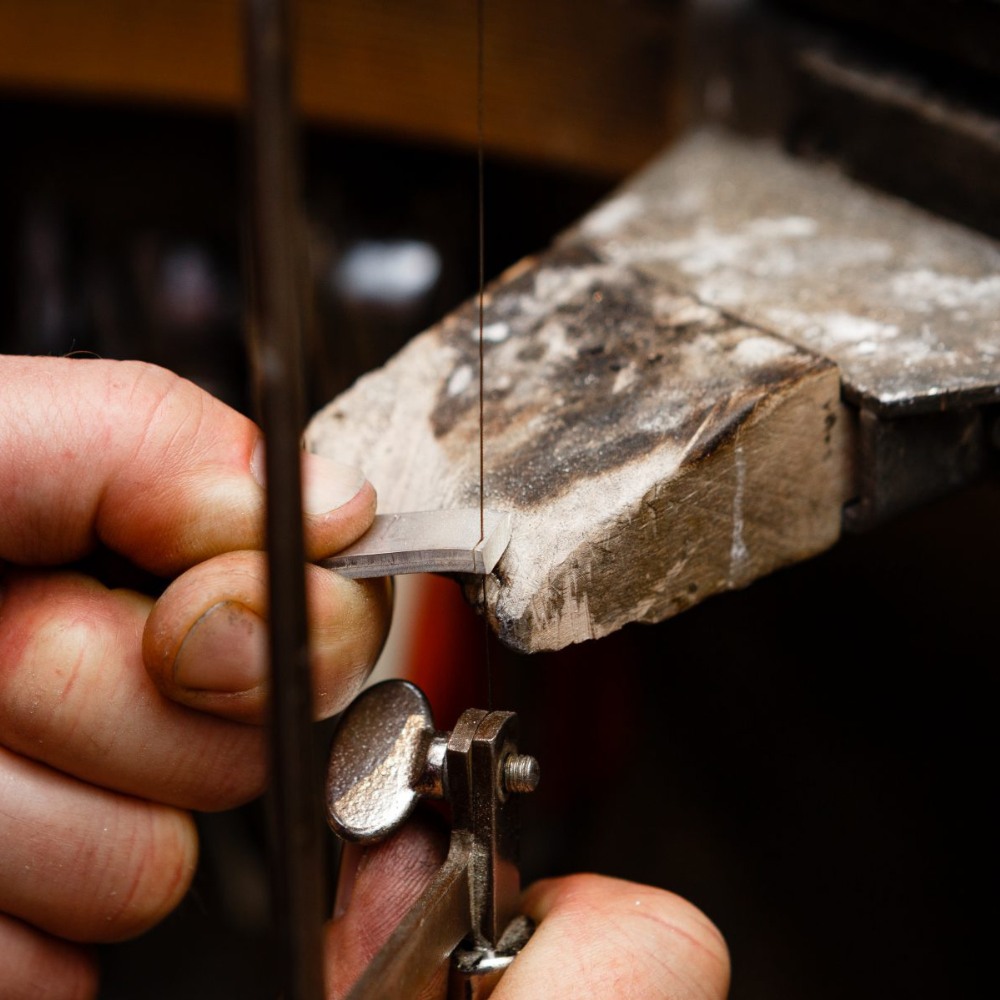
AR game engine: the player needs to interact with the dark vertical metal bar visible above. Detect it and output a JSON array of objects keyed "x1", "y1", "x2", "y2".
[
  {"x1": 243, "y1": 2, "x2": 324, "y2": 998},
  {"x1": 477, "y1": 0, "x2": 494, "y2": 712},
  {"x1": 476, "y1": 0, "x2": 486, "y2": 547}
]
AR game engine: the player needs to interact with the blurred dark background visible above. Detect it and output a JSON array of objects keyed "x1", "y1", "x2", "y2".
[
  {"x1": 0, "y1": 97, "x2": 611, "y2": 411},
  {"x1": 0, "y1": 0, "x2": 996, "y2": 997}
]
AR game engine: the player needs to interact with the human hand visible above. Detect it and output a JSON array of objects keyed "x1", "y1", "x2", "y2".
[
  {"x1": 0, "y1": 356, "x2": 392, "y2": 998},
  {"x1": 326, "y1": 819, "x2": 731, "y2": 999}
]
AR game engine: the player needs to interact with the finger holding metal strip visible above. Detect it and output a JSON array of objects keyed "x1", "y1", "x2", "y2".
[
  {"x1": 325, "y1": 808, "x2": 731, "y2": 1000},
  {"x1": 322, "y1": 679, "x2": 730, "y2": 1000}
]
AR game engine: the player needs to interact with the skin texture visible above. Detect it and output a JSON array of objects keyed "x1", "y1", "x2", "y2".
[
  {"x1": 0, "y1": 357, "x2": 388, "y2": 998},
  {"x1": 0, "y1": 356, "x2": 730, "y2": 999},
  {"x1": 326, "y1": 819, "x2": 731, "y2": 1000}
]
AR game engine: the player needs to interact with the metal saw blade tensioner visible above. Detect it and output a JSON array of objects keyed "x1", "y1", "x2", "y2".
[
  {"x1": 326, "y1": 680, "x2": 540, "y2": 1000},
  {"x1": 323, "y1": 506, "x2": 536, "y2": 999}
]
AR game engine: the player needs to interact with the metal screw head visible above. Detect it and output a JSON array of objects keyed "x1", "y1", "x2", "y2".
[
  {"x1": 503, "y1": 754, "x2": 540, "y2": 794},
  {"x1": 326, "y1": 680, "x2": 437, "y2": 843}
]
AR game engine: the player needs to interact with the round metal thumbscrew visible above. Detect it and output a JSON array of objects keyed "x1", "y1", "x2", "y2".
[{"x1": 326, "y1": 680, "x2": 438, "y2": 844}]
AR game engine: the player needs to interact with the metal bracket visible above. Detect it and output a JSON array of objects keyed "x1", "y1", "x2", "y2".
[
  {"x1": 326, "y1": 680, "x2": 539, "y2": 999},
  {"x1": 843, "y1": 405, "x2": 998, "y2": 532}
]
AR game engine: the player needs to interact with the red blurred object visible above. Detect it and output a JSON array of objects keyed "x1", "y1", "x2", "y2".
[{"x1": 405, "y1": 575, "x2": 488, "y2": 731}]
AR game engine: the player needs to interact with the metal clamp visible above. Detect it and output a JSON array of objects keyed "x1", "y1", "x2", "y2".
[{"x1": 326, "y1": 681, "x2": 539, "y2": 999}]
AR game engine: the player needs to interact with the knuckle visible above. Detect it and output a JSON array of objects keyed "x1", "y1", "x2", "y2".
[
  {"x1": 120, "y1": 362, "x2": 209, "y2": 471},
  {"x1": 183, "y1": 736, "x2": 267, "y2": 812},
  {"x1": 84, "y1": 804, "x2": 198, "y2": 943},
  {"x1": 546, "y1": 874, "x2": 730, "y2": 998},
  {"x1": 0, "y1": 914, "x2": 99, "y2": 1000},
  {"x1": 0, "y1": 573, "x2": 109, "y2": 743},
  {"x1": 619, "y1": 885, "x2": 731, "y2": 997},
  {"x1": 0, "y1": 571, "x2": 262, "y2": 813},
  {"x1": 0, "y1": 751, "x2": 197, "y2": 946}
]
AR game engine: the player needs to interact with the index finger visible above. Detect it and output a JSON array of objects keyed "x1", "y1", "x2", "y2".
[
  {"x1": 503, "y1": 874, "x2": 731, "y2": 999},
  {"x1": 323, "y1": 823, "x2": 731, "y2": 1000},
  {"x1": 0, "y1": 356, "x2": 374, "y2": 574}
]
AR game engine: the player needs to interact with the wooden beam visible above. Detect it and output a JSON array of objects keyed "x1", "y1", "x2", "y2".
[
  {"x1": 0, "y1": 0, "x2": 677, "y2": 177},
  {"x1": 306, "y1": 243, "x2": 854, "y2": 652},
  {"x1": 574, "y1": 129, "x2": 1000, "y2": 416},
  {"x1": 308, "y1": 129, "x2": 1000, "y2": 652}
]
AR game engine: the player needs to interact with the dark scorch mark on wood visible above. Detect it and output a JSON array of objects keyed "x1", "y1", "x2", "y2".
[
  {"x1": 306, "y1": 201, "x2": 849, "y2": 652},
  {"x1": 428, "y1": 246, "x2": 820, "y2": 508}
]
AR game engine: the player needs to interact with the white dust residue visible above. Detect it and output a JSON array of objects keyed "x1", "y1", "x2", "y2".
[
  {"x1": 745, "y1": 216, "x2": 818, "y2": 238},
  {"x1": 447, "y1": 364, "x2": 473, "y2": 396},
  {"x1": 504, "y1": 437, "x2": 688, "y2": 641},
  {"x1": 729, "y1": 445, "x2": 749, "y2": 585},
  {"x1": 581, "y1": 192, "x2": 644, "y2": 237},
  {"x1": 731, "y1": 336, "x2": 796, "y2": 367},
  {"x1": 890, "y1": 269, "x2": 1000, "y2": 313},
  {"x1": 470, "y1": 321, "x2": 510, "y2": 343},
  {"x1": 537, "y1": 319, "x2": 577, "y2": 363},
  {"x1": 609, "y1": 217, "x2": 821, "y2": 278},
  {"x1": 306, "y1": 337, "x2": 459, "y2": 514},
  {"x1": 530, "y1": 265, "x2": 608, "y2": 311},
  {"x1": 767, "y1": 308, "x2": 901, "y2": 354},
  {"x1": 652, "y1": 293, "x2": 719, "y2": 327},
  {"x1": 818, "y1": 312, "x2": 900, "y2": 345},
  {"x1": 612, "y1": 365, "x2": 638, "y2": 394}
]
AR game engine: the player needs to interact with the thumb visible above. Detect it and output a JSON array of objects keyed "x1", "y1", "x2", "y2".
[
  {"x1": 325, "y1": 815, "x2": 449, "y2": 1000},
  {"x1": 0, "y1": 356, "x2": 375, "y2": 574}
]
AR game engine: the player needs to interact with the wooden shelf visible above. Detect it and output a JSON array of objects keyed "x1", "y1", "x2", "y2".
[{"x1": 0, "y1": 0, "x2": 679, "y2": 176}]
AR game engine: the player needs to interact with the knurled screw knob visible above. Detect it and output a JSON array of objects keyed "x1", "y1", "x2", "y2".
[{"x1": 503, "y1": 754, "x2": 540, "y2": 794}]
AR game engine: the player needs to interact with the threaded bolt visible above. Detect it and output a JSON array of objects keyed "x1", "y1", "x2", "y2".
[{"x1": 503, "y1": 754, "x2": 540, "y2": 794}]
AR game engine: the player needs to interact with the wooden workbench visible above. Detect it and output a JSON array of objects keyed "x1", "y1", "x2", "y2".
[{"x1": 0, "y1": 0, "x2": 677, "y2": 177}]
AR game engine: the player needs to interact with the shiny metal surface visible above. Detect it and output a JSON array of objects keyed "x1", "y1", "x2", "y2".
[
  {"x1": 502, "y1": 754, "x2": 540, "y2": 795},
  {"x1": 326, "y1": 681, "x2": 440, "y2": 844},
  {"x1": 450, "y1": 916, "x2": 535, "y2": 1000},
  {"x1": 462, "y1": 709, "x2": 521, "y2": 947},
  {"x1": 329, "y1": 681, "x2": 540, "y2": 1000},
  {"x1": 320, "y1": 509, "x2": 512, "y2": 579}
]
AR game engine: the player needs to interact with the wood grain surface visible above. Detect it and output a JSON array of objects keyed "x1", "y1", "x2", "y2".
[
  {"x1": 573, "y1": 130, "x2": 1000, "y2": 415},
  {"x1": 307, "y1": 240, "x2": 854, "y2": 652},
  {"x1": 309, "y1": 127, "x2": 1000, "y2": 651}
]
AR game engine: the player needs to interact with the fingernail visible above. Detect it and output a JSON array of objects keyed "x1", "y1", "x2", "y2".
[
  {"x1": 250, "y1": 441, "x2": 365, "y2": 515},
  {"x1": 174, "y1": 601, "x2": 267, "y2": 693},
  {"x1": 302, "y1": 454, "x2": 366, "y2": 515},
  {"x1": 250, "y1": 438, "x2": 267, "y2": 489},
  {"x1": 333, "y1": 843, "x2": 363, "y2": 920}
]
